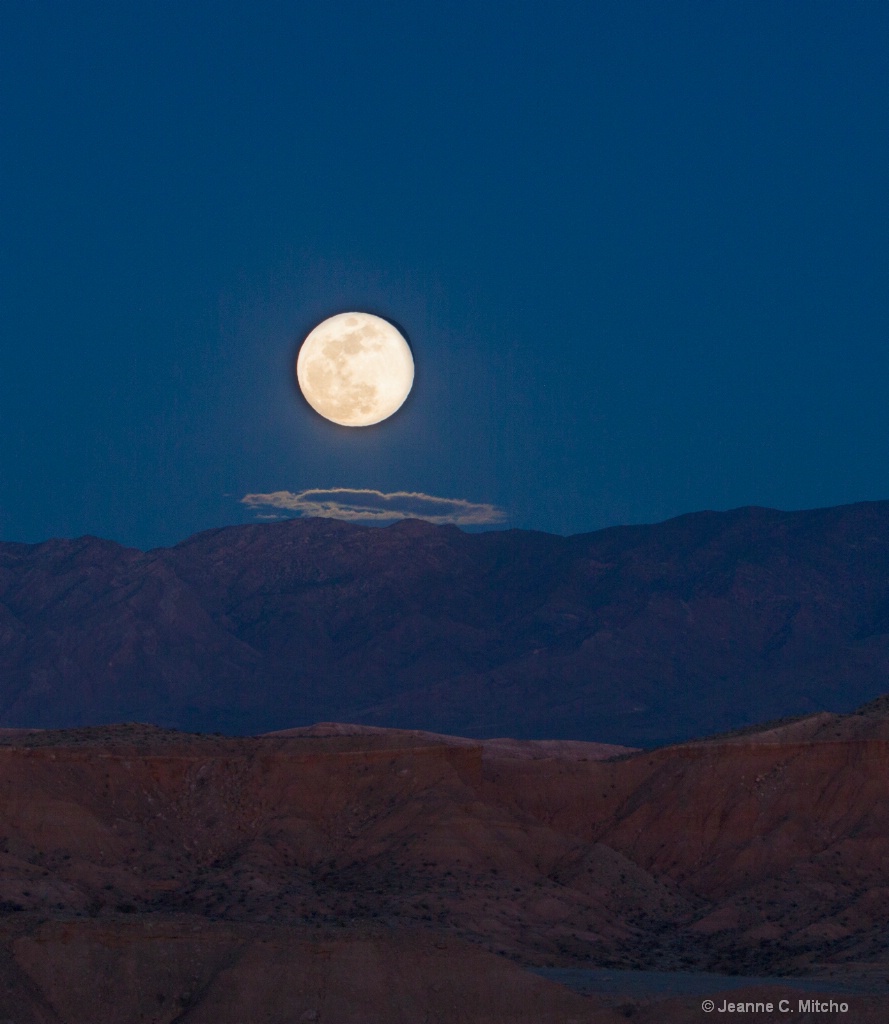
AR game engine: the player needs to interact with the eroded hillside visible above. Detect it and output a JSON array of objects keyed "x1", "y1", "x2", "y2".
[{"x1": 0, "y1": 706, "x2": 886, "y2": 1019}]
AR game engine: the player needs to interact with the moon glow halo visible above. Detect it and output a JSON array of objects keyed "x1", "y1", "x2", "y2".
[{"x1": 296, "y1": 312, "x2": 414, "y2": 427}]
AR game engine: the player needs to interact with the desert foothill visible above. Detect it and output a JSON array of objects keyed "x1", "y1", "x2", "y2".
[{"x1": 0, "y1": 700, "x2": 886, "y2": 1020}]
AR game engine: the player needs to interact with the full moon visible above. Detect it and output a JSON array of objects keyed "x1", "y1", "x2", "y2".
[{"x1": 296, "y1": 312, "x2": 414, "y2": 427}]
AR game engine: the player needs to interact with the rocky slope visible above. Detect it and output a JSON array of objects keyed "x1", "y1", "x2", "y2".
[
  {"x1": 0, "y1": 920, "x2": 624, "y2": 1024},
  {"x1": 1, "y1": 500, "x2": 889, "y2": 745},
  {"x1": 0, "y1": 702, "x2": 886, "y2": 1019}
]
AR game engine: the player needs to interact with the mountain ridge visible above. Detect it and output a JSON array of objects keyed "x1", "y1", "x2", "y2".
[{"x1": 1, "y1": 499, "x2": 888, "y2": 745}]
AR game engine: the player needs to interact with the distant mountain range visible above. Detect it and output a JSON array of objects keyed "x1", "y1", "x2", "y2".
[{"x1": 1, "y1": 500, "x2": 888, "y2": 745}]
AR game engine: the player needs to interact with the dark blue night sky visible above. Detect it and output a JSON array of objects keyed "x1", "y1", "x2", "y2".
[{"x1": 3, "y1": 1, "x2": 888, "y2": 548}]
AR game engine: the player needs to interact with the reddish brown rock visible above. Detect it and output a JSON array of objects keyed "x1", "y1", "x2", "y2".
[
  {"x1": 0, "y1": 703, "x2": 887, "y2": 1017},
  {"x1": 5, "y1": 920, "x2": 623, "y2": 1024}
]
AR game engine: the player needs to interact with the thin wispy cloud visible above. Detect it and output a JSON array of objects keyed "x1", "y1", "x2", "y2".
[{"x1": 241, "y1": 488, "x2": 506, "y2": 526}]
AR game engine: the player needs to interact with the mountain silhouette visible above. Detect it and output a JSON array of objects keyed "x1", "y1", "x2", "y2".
[{"x1": 1, "y1": 500, "x2": 888, "y2": 745}]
